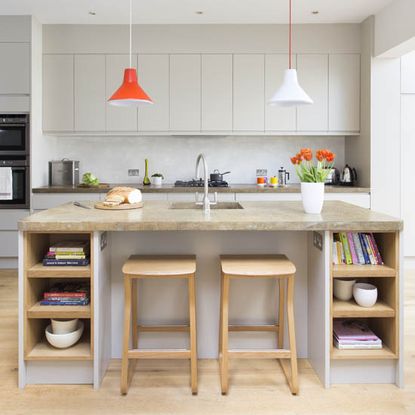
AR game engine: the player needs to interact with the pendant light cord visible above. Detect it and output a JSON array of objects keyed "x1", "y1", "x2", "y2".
[
  {"x1": 289, "y1": 0, "x2": 292, "y2": 69},
  {"x1": 129, "y1": 0, "x2": 132, "y2": 68}
]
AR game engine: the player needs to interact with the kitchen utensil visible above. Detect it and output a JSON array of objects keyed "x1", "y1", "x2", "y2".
[
  {"x1": 51, "y1": 318, "x2": 79, "y2": 335},
  {"x1": 94, "y1": 201, "x2": 144, "y2": 210},
  {"x1": 340, "y1": 164, "x2": 358, "y2": 186},
  {"x1": 49, "y1": 159, "x2": 80, "y2": 187},
  {"x1": 353, "y1": 282, "x2": 378, "y2": 307},
  {"x1": 210, "y1": 170, "x2": 231, "y2": 182},
  {"x1": 45, "y1": 321, "x2": 84, "y2": 349},
  {"x1": 324, "y1": 168, "x2": 340, "y2": 185},
  {"x1": 333, "y1": 278, "x2": 356, "y2": 301},
  {"x1": 278, "y1": 167, "x2": 290, "y2": 187},
  {"x1": 73, "y1": 201, "x2": 92, "y2": 209}
]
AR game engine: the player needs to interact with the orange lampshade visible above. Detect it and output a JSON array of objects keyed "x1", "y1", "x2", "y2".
[{"x1": 108, "y1": 68, "x2": 153, "y2": 106}]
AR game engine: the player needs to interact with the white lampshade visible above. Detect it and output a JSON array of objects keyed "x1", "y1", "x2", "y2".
[{"x1": 268, "y1": 69, "x2": 313, "y2": 107}]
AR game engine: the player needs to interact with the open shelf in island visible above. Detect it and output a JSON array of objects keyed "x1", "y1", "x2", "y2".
[
  {"x1": 331, "y1": 345, "x2": 397, "y2": 360},
  {"x1": 27, "y1": 302, "x2": 91, "y2": 319},
  {"x1": 332, "y1": 299, "x2": 395, "y2": 318},
  {"x1": 27, "y1": 263, "x2": 91, "y2": 278},
  {"x1": 332, "y1": 264, "x2": 396, "y2": 278}
]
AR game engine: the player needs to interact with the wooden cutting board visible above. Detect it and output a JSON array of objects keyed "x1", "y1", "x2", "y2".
[{"x1": 94, "y1": 201, "x2": 144, "y2": 210}]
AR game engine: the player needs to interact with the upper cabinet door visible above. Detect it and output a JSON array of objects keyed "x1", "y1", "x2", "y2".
[
  {"x1": 233, "y1": 54, "x2": 265, "y2": 131},
  {"x1": 106, "y1": 54, "x2": 138, "y2": 132},
  {"x1": 201, "y1": 54, "x2": 233, "y2": 132},
  {"x1": 74, "y1": 55, "x2": 106, "y2": 132},
  {"x1": 138, "y1": 54, "x2": 170, "y2": 132},
  {"x1": 297, "y1": 54, "x2": 328, "y2": 131},
  {"x1": 43, "y1": 54, "x2": 74, "y2": 132},
  {"x1": 170, "y1": 54, "x2": 201, "y2": 131},
  {"x1": 0, "y1": 43, "x2": 30, "y2": 94},
  {"x1": 329, "y1": 54, "x2": 360, "y2": 132},
  {"x1": 265, "y1": 54, "x2": 296, "y2": 132}
]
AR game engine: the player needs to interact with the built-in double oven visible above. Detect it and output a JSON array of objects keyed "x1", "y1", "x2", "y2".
[{"x1": 0, "y1": 114, "x2": 30, "y2": 209}]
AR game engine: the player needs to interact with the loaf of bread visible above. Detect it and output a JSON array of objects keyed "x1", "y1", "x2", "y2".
[{"x1": 103, "y1": 187, "x2": 142, "y2": 206}]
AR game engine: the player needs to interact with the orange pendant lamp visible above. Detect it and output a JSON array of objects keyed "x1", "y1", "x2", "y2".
[{"x1": 108, "y1": 0, "x2": 153, "y2": 106}]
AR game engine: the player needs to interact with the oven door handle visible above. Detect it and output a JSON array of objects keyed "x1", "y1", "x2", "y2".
[{"x1": 10, "y1": 167, "x2": 26, "y2": 171}]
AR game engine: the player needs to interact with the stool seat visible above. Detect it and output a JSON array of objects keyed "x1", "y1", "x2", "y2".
[
  {"x1": 220, "y1": 254, "x2": 296, "y2": 277},
  {"x1": 122, "y1": 255, "x2": 196, "y2": 276}
]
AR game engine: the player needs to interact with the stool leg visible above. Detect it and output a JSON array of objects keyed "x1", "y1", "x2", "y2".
[
  {"x1": 188, "y1": 275, "x2": 198, "y2": 395},
  {"x1": 220, "y1": 273, "x2": 230, "y2": 395},
  {"x1": 285, "y1": 275, "x2": 299, "y2": 395},
  {"x1": 121, "y1": 276, "x2": 132, "y2": 395},
  {"x1": 218, "y1": 272, "x2": 224, "y2": 372},
  {"x1": 278, "y1": 279, "x2": 285, "y2": 349},
  {"x1": 132, "y1": 279, "x2": 139, "y2": 349}
]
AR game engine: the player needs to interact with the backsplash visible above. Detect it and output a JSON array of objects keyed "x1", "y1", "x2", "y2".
[{"x1": 51, "y1": 135, "x2": 345, "y2": 185}]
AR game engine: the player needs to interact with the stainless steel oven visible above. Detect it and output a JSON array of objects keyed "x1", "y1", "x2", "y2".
[
  {"x1": 0, "y1": 158, "x2": 29, "y2": 209},
  {"x1": 0, "y1": 114, "x2": 30, "y2": 156}
]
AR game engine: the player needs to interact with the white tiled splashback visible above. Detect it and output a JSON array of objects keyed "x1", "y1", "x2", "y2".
[{"x1": 53, "y1": 135, "x2": 345, "y2": 184}]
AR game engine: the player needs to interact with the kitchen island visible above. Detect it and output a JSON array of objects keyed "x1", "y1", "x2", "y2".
[{"x1": 18, "y1": 201, "x2": 403, "y2": 390}]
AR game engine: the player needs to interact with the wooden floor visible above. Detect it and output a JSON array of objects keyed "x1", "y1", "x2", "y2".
[{"x1": 0, "y1": 269, "x2": 414, "y2": 415}]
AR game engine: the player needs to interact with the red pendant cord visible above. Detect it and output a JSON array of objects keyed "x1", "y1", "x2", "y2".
[{"x1": 289, "y1": 0, "x2": 292, "y2": 69}]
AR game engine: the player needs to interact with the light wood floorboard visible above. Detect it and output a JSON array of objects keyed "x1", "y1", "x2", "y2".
[{"x1": 0, "y1": 268, "x2": 414, "y2": 415}]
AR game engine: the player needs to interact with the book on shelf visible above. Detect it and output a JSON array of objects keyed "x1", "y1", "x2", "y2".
[
  {"x1": 41, "y1": 282, "x2": 90, "y2": 306},
  {"x1": 333, "y1": 319, "x2": 382, "y2": 350},
  {"x1": 42, "y1": 258, "x2": 90, "y2": 266},
  {"x1": 40, "y1": 299, "x2": 89, "y2": 306},
  {"x1": 49, "y1": 240, "x2": 90, "y2": 253},
  {"x1": 332, "y1": 233, "x2": 384, "y2": 266}
]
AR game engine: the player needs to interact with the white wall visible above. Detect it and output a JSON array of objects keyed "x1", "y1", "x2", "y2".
[{"x1": 52, "y1": 135, "x2": 346, "y2": 185}]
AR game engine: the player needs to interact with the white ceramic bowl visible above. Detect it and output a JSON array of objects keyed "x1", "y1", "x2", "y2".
[
  {"x1": 353, "y1": 283, "x2": 378, "y2": 308},
  {"x1": 51, "y1": 318, "x2": 79, "y2": 334},
  {"x1": 45, "y1": 321, "x2": 84, "y2": 349},
  {"x1": 333, "y1": 278, "x2": 356, "y2": 301}
]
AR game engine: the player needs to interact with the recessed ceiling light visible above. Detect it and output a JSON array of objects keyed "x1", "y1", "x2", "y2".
[
  {"x1": 195, "y1": 11, "x2": 204, "y2": 15},
  {"x1": 311, "y1": 10, "x2": 319, "y2": 15},
  {"x1": 88, "y1": 11, "x2": 96, "y2": 16}
]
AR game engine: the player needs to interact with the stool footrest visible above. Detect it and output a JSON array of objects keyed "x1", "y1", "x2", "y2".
[
  {"x1": 138, "y1": 325, "x2": 189, "y2": 332},
  {"x1": 228, "y1": 349, "x2": 291, "y2": 359},
  {"x1": 128, "y1": 349, "x2": 191, "y2": 359},
  {"x1": 229, "y1": 325, "x2": 278, "y2": 332}
]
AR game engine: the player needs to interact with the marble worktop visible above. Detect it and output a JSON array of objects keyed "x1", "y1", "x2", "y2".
[
  {"x1": 32, "y1": 184, "x2": 370, "y2": 194},
  {"x1": 19, "y1": 200, "x2": 401, "y2": 232}
]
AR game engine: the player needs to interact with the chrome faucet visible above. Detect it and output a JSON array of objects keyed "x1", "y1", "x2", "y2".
[{"x1": 195, "y1": 153, "x2": 217, "y2": 212}]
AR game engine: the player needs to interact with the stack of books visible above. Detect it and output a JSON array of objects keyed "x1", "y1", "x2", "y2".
[
  {"x1": 43, "y1": 241, "x2": 90, "y2": 266},
  {"x1": 40, "y1": 282, "x2": 90, "y2": 306},
  {"x1": 333, "y1": 319, "x2": 382, "y2": 350},
  {"x1": 332, "y1": 232, "x2": 384, "y2": 265}
]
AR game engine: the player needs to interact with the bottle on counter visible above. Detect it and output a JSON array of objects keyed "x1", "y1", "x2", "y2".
[{"x1": 143, "y1": 159, "x2": 151, "y2": 186}]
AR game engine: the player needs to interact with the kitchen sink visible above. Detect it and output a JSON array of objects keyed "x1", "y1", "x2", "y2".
[{"x1": 169, "y1": 202, "x2": 244, "y2": 210}]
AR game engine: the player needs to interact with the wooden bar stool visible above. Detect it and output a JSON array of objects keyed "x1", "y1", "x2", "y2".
[
  {"x1": 219, "y1": 255, "x2": 298, "y2": 395},
  {"x1": 121, "y1": 255, "x2": 198, "y2": 395}
]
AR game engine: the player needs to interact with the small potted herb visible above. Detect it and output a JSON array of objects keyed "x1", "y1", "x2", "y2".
[{"x1": 151, "y1": 173, "x2": 164, "y2": 187}]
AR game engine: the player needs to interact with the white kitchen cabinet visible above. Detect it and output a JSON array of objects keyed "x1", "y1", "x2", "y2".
[
  {"x1": 401, "y1": 52, "x2": 415, "y2": 93},
  {"x1": 74, "y1": 55, "x2": 106, "y2": 132},
  {"x1": 0, "y1": 43, "x2": 30, "y2": 95},
  {"x1": 0, "y1": 231, "x2": 18, "y2": 257},
  {"x1": 329, "y1": 54, "x2": 360, "y2": 132},
  {"x1": 265, "y1": 54, "x2": 296, "y2": 132},
  {"x1": 0, "y1": 209, "x2": 30, "y2": 259},
  {"x1": 233, "y1": 54, "x2": 265, "y2": 131},
  {"x1": 324, "y1": 193, "x2": 370, "y2": 209},
  {"x1": 106, "y1": 54, "x2": 138, "y2": 132},
  {"x1": 167, "y1": 193, "x2": 235, "y2": 202},
  {"x1": 138, "y1": 54, "x2": 170, "y2": 132},
  {"x1": 170, "y1": 54, "x2": 201, "y2": 131},
  {"x1": 32, "y1": 193, "x2": 102, "y2": 210},
  {"x1": 43, "y1": 54, "x2": 74, "y2": 132},
  {"x1": 297, "y1": 54, "x2": 328, "y2": 131},
  {"x1": 201, "y1": 54, "x2": 233, "y2": 132}
]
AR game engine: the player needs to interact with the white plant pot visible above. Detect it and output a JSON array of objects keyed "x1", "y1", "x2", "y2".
[
  {"x1": 151, "y1": 176, "x2": 163, "y2": 187},
  {"x1": 301, "y1": 182, "x2": 325, "y2": 214}
]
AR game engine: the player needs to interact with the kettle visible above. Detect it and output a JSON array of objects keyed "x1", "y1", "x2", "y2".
[{"x1": 340, "y1": 164, "x2": 357, "y2": 186}]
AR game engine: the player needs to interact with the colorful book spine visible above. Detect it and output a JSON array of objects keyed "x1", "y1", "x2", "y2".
[
  {"x1": 40, "y1": 300, "x2": 89, "y2": 306},
  {"x1": 352, "y1": 233, "x2": 365, "y2": 264},
  {"x1": 332, "y1": 242, "x2": 339, "y2": 264},
  {"x1": 363, "y1": 234, "x2": 376, "y2": 265},
  {"x1": 55, "y1": 254, "x2": 87, "y2": 260},
  {"x1": 42, "y1": 258, "x2": 90, "y2": 266},
  {"x1": 358, "y1": 233, "x2": 371, "y2": 264},
  {"x1": 368, "y1": 233, "x2": 383, "y2": 265},
  {"x1": 339, "y1": 232, "x2": 352, "y2": 265},
  {"x1": 44, "y1": 292, "x2": 87, "y2": 298},
  {"x1": 347, "y1": 232, "x2": 358, "y2": 264}
]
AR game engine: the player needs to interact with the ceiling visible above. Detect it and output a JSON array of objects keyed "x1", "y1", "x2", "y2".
[{"x1": 0, "y1": 0, "x2": 395, "y2": 25}]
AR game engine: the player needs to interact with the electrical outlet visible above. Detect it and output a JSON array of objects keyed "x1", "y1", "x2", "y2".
[
  {"x1": 256, "y1": 169, "x2": 268, "y2": 176},
  {"x1": 313, "y1": 232, "x2": 323, "y2": 251},
  {"x1": 128, "y1": 169, "x2": 140, "y2": 177}
]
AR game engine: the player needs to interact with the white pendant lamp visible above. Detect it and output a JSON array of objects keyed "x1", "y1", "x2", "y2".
[
  {"x1": 268, "y1": 0, "x2": 313, "y2": 107},
  {"x1": 108, "y1": 0, "x2": 153, "y2": 106}
]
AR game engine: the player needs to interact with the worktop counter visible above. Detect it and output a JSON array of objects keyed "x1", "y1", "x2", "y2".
[
  {"x1": 32, "y1": 184, "x2": 370, "y2": 194},
  {"x1": 19, "y1": 200, "x2": 401, "y2": 232}
]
